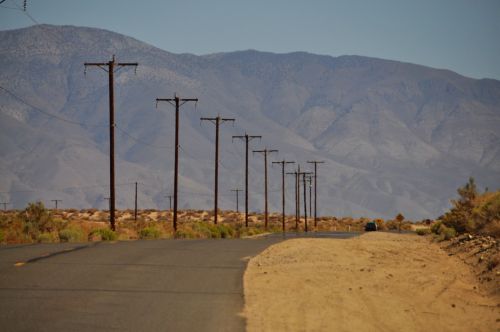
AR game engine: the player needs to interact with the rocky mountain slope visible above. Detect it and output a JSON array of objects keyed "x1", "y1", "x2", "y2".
[{"x1": 1, "y1": 25, "x2": 499, "y2": 219}]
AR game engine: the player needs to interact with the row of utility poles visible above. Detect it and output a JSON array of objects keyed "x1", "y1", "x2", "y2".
[{"x1": 82, "y1": 55, "x2": 325, "y2": 234}]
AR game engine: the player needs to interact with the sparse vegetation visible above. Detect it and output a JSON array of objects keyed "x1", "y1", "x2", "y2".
[
  {"x1": 416, "y1": 228, "x2": 431, "y2": 236},
  {"x1": 89, "y1": 228, "x2": 117, "y2": 241},
  {"x1": 438, "y1": 177, "x2": 500, "y2": 238},
  {"x1": 139, "y1": 226, "x2": 161, "y2": 239},
  {"x1": 59, "y1": 227, "x2": 85, "y2": 242}
]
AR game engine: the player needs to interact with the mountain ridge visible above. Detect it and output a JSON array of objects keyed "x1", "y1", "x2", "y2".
[{"x1": 1, "y1": 24, "x2": 499, "y2": 220}]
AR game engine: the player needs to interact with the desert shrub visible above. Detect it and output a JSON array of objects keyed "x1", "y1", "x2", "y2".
[
  {"x1": 139, "y1": 227, "x2": 161, "y2": 239},
  {"x1": 430, "y1": 221, "x2": 442, "y2": 234},
  {"x1": 191, "y1": 221, "x2": 212, "y2": 238},
  {"x1": 0, "y1": 229, "x2": 4, "y2": 243},
  {"x1": 21, "y1": 201, "x2": 55, "y2": 239},
  {"x1": 415, "y1": 228, "x2": 431, "y2": 236},
  {"x1": 217, "y1": 224, "x2": 235, "y2": 238},
  {"x1": 59, "y1": 228, "x2": 85, "y2": 242},
  {"x1": 89, "y1": 228, "x2": 117, "y2": 241},
  {"x1": 482, "y1": 220, "x2": 500, "y2": 238},
  {"x1": 175, "y1": 228, "x2": 196, "y2": 239},
  {"x1": 385, "y1": 220, "x2": 399, "y2": 230},
  {"x1": 434, "y1": 224, "x2": 457, "y2": 241},
  {"x1": 374, "y1": 219, "x2": 386, "y2": 231},
  {"x1": 38, "y1": 232, "x2": 57, "y2": 243}
]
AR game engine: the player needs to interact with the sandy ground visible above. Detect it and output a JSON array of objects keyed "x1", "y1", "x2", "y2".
[{"x1": 243, "y1": 232, "x2": 499, "y2": 332}]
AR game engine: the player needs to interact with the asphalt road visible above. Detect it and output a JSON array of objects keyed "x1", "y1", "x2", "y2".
[{"x1": 0, "y1": 232, "x2": 358, "y2": 332}]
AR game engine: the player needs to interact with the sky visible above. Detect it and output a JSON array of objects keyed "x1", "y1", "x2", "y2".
[{"x1": 1, "y1": 0, "x2": 500, "y2": 80}]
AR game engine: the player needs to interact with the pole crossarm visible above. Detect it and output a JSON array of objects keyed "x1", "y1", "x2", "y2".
[
  {"x1": 252, "y1": 149, "x2": 278, "y2": 229},
  {"x1": 232, "y1": 133, "x2": 262, "y2": 227},
  {"x1": 200, "y1": 116, "x2": 235, "y2": 224},
  {"x1": 156, "y1": 95, "x2": 198, "y2": 233},
  {"x1": 83, "y1": 55, "x2": 138, "y2": 231},
  {"x1": 51, "y1": 199, "x2": 62, "y2": 209}
]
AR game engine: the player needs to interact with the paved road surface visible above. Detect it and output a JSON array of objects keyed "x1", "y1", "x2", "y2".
[{"x1": 0, "y1": 233, "x2": 358, "y2": 331}]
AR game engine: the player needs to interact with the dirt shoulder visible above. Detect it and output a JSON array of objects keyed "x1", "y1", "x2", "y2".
[{"x1": 243, "y1": 232, "x2": 499, "y2": 332}]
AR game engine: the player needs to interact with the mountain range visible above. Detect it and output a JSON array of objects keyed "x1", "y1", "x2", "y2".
[{"x1": 1, "y1": 24, "x2": 499, "y2": 220}]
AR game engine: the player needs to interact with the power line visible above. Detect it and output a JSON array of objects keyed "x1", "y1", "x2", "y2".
[
  {"x1": 0, "y1": 182, "x2": 138, "y2": 194},
  {"x1": 115, "y1": 125, "x2": 173, "y2": 149},
  {"x1": 3, "y1": 0, "x2": 38, "y2": 24},
  {"x1": 0, "y1": 85, "x2": 105, "y2": 128}
]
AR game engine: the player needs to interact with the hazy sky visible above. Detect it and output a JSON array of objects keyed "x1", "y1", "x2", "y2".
[{"x1": 1, "y1": 0, "x2": 499, "y2": 80}]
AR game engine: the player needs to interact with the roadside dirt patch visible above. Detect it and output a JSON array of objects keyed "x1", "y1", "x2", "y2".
[{"x1": 243, "y1": 232, "x2": 499, "y2": 332}]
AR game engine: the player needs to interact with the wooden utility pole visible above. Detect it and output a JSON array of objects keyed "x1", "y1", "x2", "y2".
[
  {"x1": 307, "y1": 161, "x2": 325, "y2": 227},
  {"x1": 51, "y1": 199, "x2": 62, "y2": 210},
  {"x1": 232, "y1": 133, "x2": 261, "y2": 227},
  {"x1": 165, "y1": 195, "x2": 173, "y2": 210},
  {"x1": 84, "y1": 55, "x2": 138, "y2": 231},
  {"x1": 134, "y1": 182, "x2": 138, "y2": 221},
  {"x1": 253, "y1": 149, "x2": 278, "y2": 230},
  {"x1": 287, "y1": 167, "x2": 300, "y2": 231},
  {"x1": 300, "y1": 171, "x2": 313, "y2": 232},
  {"x1": 272, "y1": 160, "x2": 295, "y2": 234},
  {"x1": 230, "y1": 189, "x2": 242, "y2": 212},
  {"x1": 1, "y1": 202, "x2": 10, "y2": 211},
  {"x1": 306, "y1": 174, "x2": 312, "y2": 218},
  {"x1": 201, "y1": 116, "x2": 235, "y2": 224},
  {"x1": 156, "y1": 94, "x2": 198, "y2": 233}
]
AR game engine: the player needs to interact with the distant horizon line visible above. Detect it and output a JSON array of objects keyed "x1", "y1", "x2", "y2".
[{"x1": 1, "y1": 23, "x2": 498, "y2": 82}]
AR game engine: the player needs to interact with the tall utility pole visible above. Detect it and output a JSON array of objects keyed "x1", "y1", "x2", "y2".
[
  {"x1": 201, "y1": 116, "x2": 235, "y2": 224},
  {"x1": 300, "y1": 171, "x2": 313, "y2": 232},
  {"x1": 307, "y1": 175, "x2": 313, "y2": 218},
  {"x1": 85, "y1": 55, "x2": 138, "y2": 231},
  {"x1": 232, "y1": 133, "x2": 261, "y2": 227},
  {"x1": 1, "y1": 202, "x2": 10, "y2": 211},
  {"x1": 51, "y1": 199, "x2": 62, "y2": 210},
  {"x1": 156, "y1": 94, "x2": 198, "y2": 233},
  {"x1": 253, "y1": 149, "x2": 278, "y2": 230},
  {"x1": 287, "y1": 167, "x2": 300, "y2": 230},
  {"x1": 230, "y1": 189, "x2": 242, "y2": 212},
  {"x1": 272, "y1": 160, "x2": 295, "y2": 234},
  {"x1": 307, "y1": 161, "x2": 325, "y2": 227},
  {"x1": 134, "y1": 182, "x2": 138, "y2": 221}
]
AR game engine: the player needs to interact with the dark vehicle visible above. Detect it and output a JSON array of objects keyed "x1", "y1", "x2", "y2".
[{"x1": 364, "y1": 221, "x2": 378, "y2": 231}]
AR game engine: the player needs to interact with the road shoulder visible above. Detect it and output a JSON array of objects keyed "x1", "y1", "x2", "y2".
[{"x1": 243, "y1": 232, "x2": 498, "y2": 332}]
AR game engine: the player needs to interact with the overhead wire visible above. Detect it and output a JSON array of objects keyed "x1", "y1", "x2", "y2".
[
  {"x1": 6, "y1": 0, "x2": 39, "y2": 24},
  {"x1": 0, "y1": 85, "x2": 106, "y2": 128},
  {"x1": 115, "y1": 125, "x2": 174, "y2": 149}
]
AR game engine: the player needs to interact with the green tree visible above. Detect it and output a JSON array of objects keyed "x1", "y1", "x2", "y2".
[{"x1": 441, "y1": 177, "x2": 478, "y2": 233}]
